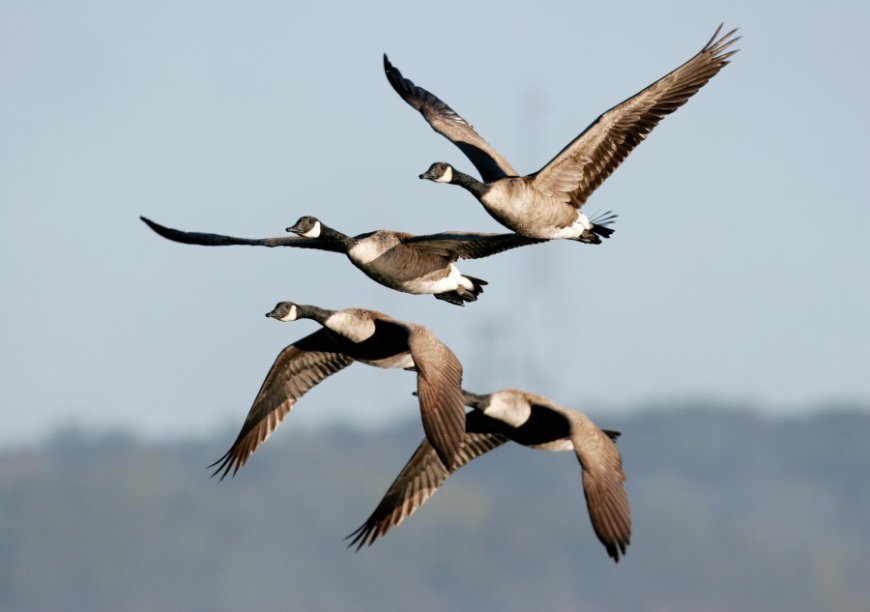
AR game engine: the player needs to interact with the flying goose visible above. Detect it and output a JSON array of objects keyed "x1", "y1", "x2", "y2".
[
  {"x1": 210, "y1": 302, "x2": 466, "y2": 476},
  {"x1": 347, "y1": 388, "x2": 631, "y2": 562},
  {"x1": 385, "y1": 24, "x2": 739, "y2": 241},
  {"x1": 140, "y1": 215, "x2": 545, "y2": 305}
]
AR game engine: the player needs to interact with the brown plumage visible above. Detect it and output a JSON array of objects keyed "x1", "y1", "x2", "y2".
[
  {"x1": 348, "y1": 388, "x2": 631, "y2": 563},
  {"x1": 389, "y1": 24, "x2": 739, "y2": 241},
  {"x1": 210, "y1": 303, "x2": 467, "y2": 477},
  {"x1": 140, "y1": 215, "x2": 545, "y2": 305}
]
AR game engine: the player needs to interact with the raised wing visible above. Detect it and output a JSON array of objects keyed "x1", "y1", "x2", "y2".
[
  {"x1": 140, "y1": 216, "x2": 345, "y2": 252},
  {"x1": 384, "y1": 54, "x2": 518, "y2": 182},
  {"x1": 407, "y1": 326, "x2": 466, "y2": 469},
  {"x1": 346, "y1": 410, "x2": 508, "y2": 549},
  {"x1": 573, "y1": 422, "x2": 632, "y2": 562},
  {"x1": 210, "y1": 329, "x2": 354, "y2": 479},
  {"x1": 404, "y1": 231, "x2": 547, "y2": 261},
  {"x1": 532, "y1": 24, "x2": 739, "y2": 208}
]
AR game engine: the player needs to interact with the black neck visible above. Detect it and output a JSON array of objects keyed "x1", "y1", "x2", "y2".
[
  {"x1": 296, "y1": 305, "x2": 334, "y2": 324},
  {"x1": 318, "y1": 224, "x2": 354, "y2": 249},
  {"x1": 462, "y1": 390, "x2": 489, "y2": 409},
  {"x1": 450, "y1": 169, "x2": 490, "y2": 199}
]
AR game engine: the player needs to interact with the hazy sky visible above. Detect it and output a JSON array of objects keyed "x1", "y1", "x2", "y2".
[{"x1": 1, "y1": 1, "x2": 868, "y2": 447}]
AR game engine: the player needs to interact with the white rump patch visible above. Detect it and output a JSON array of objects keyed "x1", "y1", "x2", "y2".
[
  {"x1": 324, "y1": 311, "x2": 376, "y2": 343},
  {"x1": 551, "y1": 211, "x2": 592, "y2": 239},
  {"x1": 406, "y1": 263, "x2": 468, "y2": 294}
]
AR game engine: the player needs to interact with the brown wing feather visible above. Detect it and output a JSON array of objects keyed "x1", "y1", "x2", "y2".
[
  {"x1": 407, "y1": 326, "x2": 466, "y2": 469},
  {"x1": 347, "y1": 411, "x2": 508, "y2": 549},
  {"x1": 140, "y1": 216, "x2": 345, "y2": 252},
  {"x1": 573, "y1": 425, "x2": 632, "y2": 562},
  {"x1": 384, "y1": 54, "x2": 518, "y2": 182},
  {"x1": 532, "y1": 24, "x2": 739, "y2": 208},
  {"x1": 210, "y1": 329, "x2": 354, "y2": 479},
  {"x1": 404, "y1": 232, "x2": 547, "y2": 261}
]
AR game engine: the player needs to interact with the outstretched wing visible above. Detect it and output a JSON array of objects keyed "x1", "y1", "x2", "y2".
[
  {"x1": 407, "y1": 326, "x2": 466, "y2": 470},
  {"x1": 346, "y1": 411, "x2": 508, "y2": 549},
  {"x1": 140, "y1": 216, "x2": 345, "y2": 252},
  {"x1": 384, "y1": 54, "x2": 518, "y2": 182},
  {"x1": 404, "y1": 231, "x2": 547, "y2": 261},
  {"x1": 210, "y1": 329, "x2": 354, "y2": 479},
  {"x1": 532, "y1": 24, "x2": 739, "y2": 208},
  {"x1": 573, "y1": 423, "x2": 632, "y2": 562}
]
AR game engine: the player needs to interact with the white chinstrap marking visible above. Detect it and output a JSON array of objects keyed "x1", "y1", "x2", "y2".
[
  {"x1": 434, "y1": 165, "x2": 453, "y2": 183},
  {"x1": 278, "y1": 305, "x2": 298, "y2": 321},
  {"x1": 300, "y1": 221, "x2": 322, "y2": 238}
]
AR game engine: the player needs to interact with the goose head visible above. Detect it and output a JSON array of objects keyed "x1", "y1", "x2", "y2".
[
  {"x1": 286, "y1": 216, "x2": 322, "y2": 238},
  {"x1": 266, "y1": 302, "x2": 334, "y2": 324},
  {"x1": 266, "y1": 301, "x2": 300, "y2": 322},
  {"x1": 419, "y1": 162, "x2": 455, "y2": 184}
]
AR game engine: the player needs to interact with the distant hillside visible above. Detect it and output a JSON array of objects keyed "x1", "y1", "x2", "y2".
[{"x1": 1, "y1": 407, "x2": 868, "y2": 612}]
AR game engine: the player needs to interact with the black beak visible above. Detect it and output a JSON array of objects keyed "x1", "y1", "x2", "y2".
[{"x1": 286, "y1": 224, "x2": 300, "y2": 234}]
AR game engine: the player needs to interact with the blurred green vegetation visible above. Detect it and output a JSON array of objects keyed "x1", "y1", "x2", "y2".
[{"x1": 1, "y1": 405, "x2": 868, "y2": 612}]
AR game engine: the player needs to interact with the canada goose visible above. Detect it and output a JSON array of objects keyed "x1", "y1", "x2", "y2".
[
  {"x1": 386, "y1": 24, "x2": 738, "y2": 241},
  {"x1": 140, "y1": 215, "x2": 545, "y2": 305},
  {"x1": 210, "y1": 302, "x2": 466, "y2": 476},
  {"x1": 347, "y1": 388, "x2": 631, "y2": 562}
]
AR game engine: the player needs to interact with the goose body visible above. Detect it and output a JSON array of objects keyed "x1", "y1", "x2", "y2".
[
  {"x1": 210, "y1": 303, "x2": 466, "y2": 476},
  {"x1": 348, "y1": 388, "x2": 631, "y2": 562},
  {"x1": 141, "y1": 215, "x2": 544, "y2": 305},
  {"x1": 387, "y1": 24, "x2": 739, "y2": 240}
]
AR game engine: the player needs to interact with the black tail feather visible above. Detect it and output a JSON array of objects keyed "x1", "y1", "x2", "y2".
[
  {"x1": 576, "y1": 211, "x2": 617, "y2": 244},
  {"x1": 434, "y1": 275, "x2": 487, "y2": 306}
]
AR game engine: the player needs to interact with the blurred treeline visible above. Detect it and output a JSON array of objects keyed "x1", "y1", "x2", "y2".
[{"x1": 1, "y1": 404, "x2": 868, "y2": 612}]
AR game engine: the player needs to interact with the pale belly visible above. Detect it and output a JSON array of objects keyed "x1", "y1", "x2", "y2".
[
  {"x1": 359, "y1": 352, "x2": 415, "y2": 370},
  {"x1": 480, "y1": 184, "x2": 585, "y2": 239},
  {"x1": 350, "y1": 247, "x2": 466, "y2": 295},
  {"x1": 527, "y1": 438, "x2": 575, "y2": 453}
]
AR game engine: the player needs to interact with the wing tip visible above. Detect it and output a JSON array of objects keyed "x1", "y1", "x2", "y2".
[
  {"x1": 207, "y1": 450, "x2": 244, "y2": 481},
  {"x1": 344, "y1": 522, "x2": 381, "y2": 552}
]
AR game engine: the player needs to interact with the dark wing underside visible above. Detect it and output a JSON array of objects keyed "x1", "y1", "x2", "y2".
[
  {"x1": 384, "y1": 54, "x2": 518, "y2": 182},
  {"x1": 531, "y1": 24, "x2": 740, "y2": 208},
  {"x1": 210, "y1": 329, "x2": 354, "y2": 479},
  {"x1": 140, "y1": 216, "x2": 345, "y2": 252},
  {"x1": 347, "y1": 410, "x2": 508, "y2": 549},
  {"x1": 404, "y1": 232, "x2": 548, "y2": 261}
]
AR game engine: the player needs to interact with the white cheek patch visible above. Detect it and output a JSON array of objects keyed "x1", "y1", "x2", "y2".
[
  {"x1": 435, "y1": 166, "x2": 453, "y2": 183},
  {"x1": 278, "y1": 305, "x2": 298, "y2": 321},
  {"x1": 301, "y1": 221, "x2": 322, "y2": 238}
]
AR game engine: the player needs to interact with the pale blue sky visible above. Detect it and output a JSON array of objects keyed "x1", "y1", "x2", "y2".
[{"x1": 1, "y1": 1, "x2": 868, "y2": 446}]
